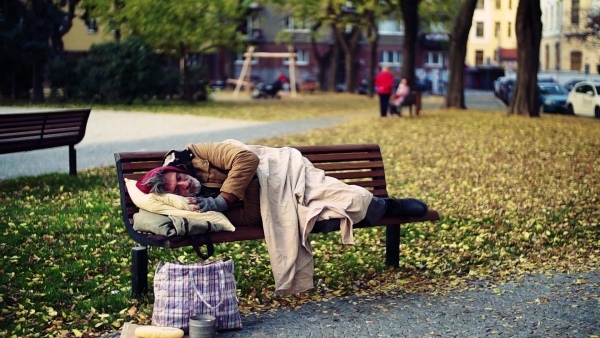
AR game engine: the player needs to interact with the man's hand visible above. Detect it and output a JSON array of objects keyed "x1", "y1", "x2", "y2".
[
  {"x1": 196, "y1": 195, "x2": 228, "y2": 213},
  {"x1": 185, "y1": 197, "x2": 200, "y2": 211}
]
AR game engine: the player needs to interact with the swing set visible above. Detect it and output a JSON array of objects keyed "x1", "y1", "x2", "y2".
[{"x1": 232, "y1": 45, "x2": 298, "y2": 98}]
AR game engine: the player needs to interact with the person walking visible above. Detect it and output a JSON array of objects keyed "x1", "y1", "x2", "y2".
[{"x1": 374, "y1": 66, "x2": 394, "y2": 117}]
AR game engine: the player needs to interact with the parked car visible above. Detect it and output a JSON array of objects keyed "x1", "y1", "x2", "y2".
[
  {"x1": 538, "y1": 83, "x2": 569, "y2": 113},
  {"x1": 501, "y1": 76, "x2": 557, "y2": 106},
  {"x1": 564, "y1": 79, "x2": 585, "y2": 91},
  {"x1": 209, "y1": 79, "x2": 226, "y2": 91},
  {"x1": 493, "y1": 76, "x2": 507, "y2": 97},
  {"x1": 566, "y1": 81, "x2": 600, "y2": 118},
  {"x1": 499, "y1": 77, "x2": 515, "y2": 105}
]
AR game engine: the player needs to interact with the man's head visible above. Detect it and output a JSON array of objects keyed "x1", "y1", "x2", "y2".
[
  {"x1": 382, "y1": 66, "x2": 389, "y2": 72},
  {"x1": 136, "y1": 166, "x2": 202, "y2": 197}
]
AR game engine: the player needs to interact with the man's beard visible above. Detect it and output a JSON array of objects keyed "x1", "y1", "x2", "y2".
[{"x1": 188, "y1": 176, "x2": 202, "y2": 196}]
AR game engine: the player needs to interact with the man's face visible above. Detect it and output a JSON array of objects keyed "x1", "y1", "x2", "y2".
[{"x1": 163, "y1": 171, "x2": 201, "y2": 197}]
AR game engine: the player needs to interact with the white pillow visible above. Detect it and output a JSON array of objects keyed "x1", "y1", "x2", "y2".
[{"x1": 125, "y1": 178, "x2": 235, "y2": 232}]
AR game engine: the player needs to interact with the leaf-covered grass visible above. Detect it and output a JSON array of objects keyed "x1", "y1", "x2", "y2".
[
  {"x1": 1, "y1": 99, "x2": 599, "y2": 337},
  {"x1": 0, "y1": 91, "x2": 378, "y2": 121}
]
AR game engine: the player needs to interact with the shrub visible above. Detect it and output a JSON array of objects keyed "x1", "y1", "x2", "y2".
[{"x1": 76, "y1": 37, "x2": 164, "y2": 104}]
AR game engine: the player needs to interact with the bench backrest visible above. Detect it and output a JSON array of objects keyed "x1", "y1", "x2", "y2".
[
  {"x1": 115, "y1": 144, "x2": 388, "y2": 243},
  {"x1": 0, "y1": 109, "x2": 91, "y2": 154}
]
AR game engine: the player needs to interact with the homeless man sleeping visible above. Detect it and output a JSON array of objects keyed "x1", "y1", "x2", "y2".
[{"x1": 130, "y1": 139, "x2": 428, "y2": 295}]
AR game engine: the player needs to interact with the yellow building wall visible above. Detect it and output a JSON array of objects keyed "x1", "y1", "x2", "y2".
[
  {"x1": 541, "y1": 0, "x2": 599, "y2": 74},
  {"x1": 62, "y1": 14, "x2": 113, "y2": 52},
  {"x1": 558, "y1": 0, "x2": 599, "y2": 74},
  {"x1": 466, "y1": 0, "x2": 518, "y2": 69}
]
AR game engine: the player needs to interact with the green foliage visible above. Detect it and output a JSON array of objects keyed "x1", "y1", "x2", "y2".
[
  {"x1": 0, "y1": 95, "x2": 599, "y2": 336},
  {"x1": 419, "y1": 0, "x2": 463, "y2": 31},
  {"x1": 83, "y1": 0, "x2": 248, "y2": 55},
  {"x1": 48, "y1": 58, "x2": 81, "y2": 101},
  {"x1": 76, "y1": 37, "x2": 164, "y2": 104}
]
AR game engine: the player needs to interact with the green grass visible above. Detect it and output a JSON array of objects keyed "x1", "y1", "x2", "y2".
[
  {"x1": 1, "y1": 90, "x2": 382, "y2": 121},
  {"x1": 1, "y1": 94, "x2": 599, "y2": 337}
]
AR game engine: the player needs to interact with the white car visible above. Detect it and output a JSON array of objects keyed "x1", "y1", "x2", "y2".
[{"x1": 566, "y1": 81, "x2": 600, "y2": 118}]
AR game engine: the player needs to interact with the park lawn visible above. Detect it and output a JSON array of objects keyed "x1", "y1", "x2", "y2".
[
  {"x1": 1, "y1": 91, "x2": 382, "y2": 121},
  {"x1": 0, "y1": 105, "x2": 599, "y2": 337}
]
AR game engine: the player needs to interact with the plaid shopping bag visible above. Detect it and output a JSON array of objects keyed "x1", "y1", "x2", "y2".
[{"x1": 152, "y1": 259, "x2": 242, "y2": 331}]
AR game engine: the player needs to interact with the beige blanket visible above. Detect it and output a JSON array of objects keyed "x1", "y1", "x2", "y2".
[{"x1": 223, "y1": 140, "x2": 373, "y2": 295}]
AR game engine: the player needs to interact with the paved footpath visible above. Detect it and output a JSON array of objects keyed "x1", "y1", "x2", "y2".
[
  {"x1": 218, "y1": 270, "x2": 599, "y2": 338},
  {"x1": 101, "y1": 270, "x2": 598, "y2": 337}
]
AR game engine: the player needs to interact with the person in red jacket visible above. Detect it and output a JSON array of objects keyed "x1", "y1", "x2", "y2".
[{"x1": 374, "y1": 66, "x2": 394, "y2": 117}]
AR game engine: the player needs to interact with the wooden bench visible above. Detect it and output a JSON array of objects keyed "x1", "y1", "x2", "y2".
[
  {"x1": 0, "y1": 108, "x2": 91, "y2": 176},
  {"x1": 115, "y1": 144, "x2": 440, "y2": 296},
  {"x1": 391, "y1": 91, "x2": 422, "y2": 116},
  {"x1": 299, "y1": 81, "x2": 317, "y2": 93}
]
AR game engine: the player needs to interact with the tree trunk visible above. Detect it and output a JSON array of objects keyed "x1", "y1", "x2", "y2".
[
  {"x1": 333, "y1": 25, "x2": 361, "y2": 93},
  {"x1": 508, "y1": 0, "x2": 542, "y2": 117},
  {"x1": 367, "y1": 14, "x2": 379, "y2": 98},
  {"x1": 328, "y1": 25, "x2": 340, "y2": 92},
  {"x1": 31, "y1": 59, "x2": 44, "y2": 103},
  {"x1": 310, "y1": 21, "x2": 331, "y2": 91},
  {"x1": 11, "y1": 68, "x2": 17, "y2": 100},
  {"x1": 444, "y1": 0, "x2": 478, "y2": 109},
  {"x1": 399, "y1": 0, "x2": 421, "y2": 86},
  {"x1": 179, "y1": 43, "x2": 193, "y2": 103}
]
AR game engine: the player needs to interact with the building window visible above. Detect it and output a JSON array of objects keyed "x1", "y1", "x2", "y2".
[
  {"x1": 476, "y1": 22, "x2": 484, "y2": 37},
  {"x1": 424, "y1": 52, "x2": 443, "y2": 66},
  {"x1": 494, "y1": 22, "x2": 500, "y2": 37},
  {"x1": 284, "y1": 49, "x2": 309, "y2": 66},
  {"x1": 379, "y1": 51, "x2": 402, "y2": 66},
  {"x1": 545, "y1": 44, "x2": 550, "y2": 69},
  {"x1": 571, "y1": 0, "x2": 579, "y2": 25},
  {"x1": 507, "y1": 22, "x2": 512, "y2": 38},
  {"x1": 378, "y1": 19, "x2": 403, "y2": 35},
  {"x1": 495, "y1": 0, "x2": 501, "y2": 9},
  {"x1": 570, "y1": 51, "x2": 582, "y2": 70},
  {"x1": 283, "y1": 17, "x2": 310, "y2": 32},
  {"x1": 508, "y1": 0, "x2": 512, "y2": 9},
  {"x1": 475, "y1": 50, "x2": 484, "y2": 66},
  {"x1": 86, "y1": 18, "x2": 98, "y2": 33},
  {"x1": 247, "y1": 16, "x2": 260, "y2": 33},
  {"x1": 476, "y1": 0, "x2": 484, "y2": 9}
]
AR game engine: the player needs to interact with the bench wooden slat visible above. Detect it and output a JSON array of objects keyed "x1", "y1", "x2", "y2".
[
  {"x1": 302, "y1": 151, "x2": 383, "y2": 163},
  {"x1": 120, "y1": 161, "x2": 165, "y2": 172},
  {"x1": 315, "y1": 161, "x2": 384, "y2": 172},
  {"x1": 344, "y1": 179, "x2": 388, "y2": 189},
  {"x1": 293, "y1": 144, "x2": 381, "y2": 154},
  {"x1": 326, "y1": 169, "x2": 386, "y2": 180}
]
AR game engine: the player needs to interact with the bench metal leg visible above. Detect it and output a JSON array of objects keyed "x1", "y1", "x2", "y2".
[
  {"x1": 385, "y1": 224, "x2": 400, "y2": 267},
  {"x1": 68, "y1": 145, "x2": 77, "y2": 176},
  {"x1": 132, "y1": 246, "x2": 148, "y2": 297}
]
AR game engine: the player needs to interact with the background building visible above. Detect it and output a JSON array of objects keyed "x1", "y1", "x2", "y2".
[
  {"x1": 540, "y1": 0, "x2": 600, "y2": 82},
  {"x1": 466, "y1": 0, "x2": 518, "y2": 71}
]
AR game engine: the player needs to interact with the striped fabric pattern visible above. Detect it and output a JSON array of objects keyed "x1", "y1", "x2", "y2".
[{"x1": 152, "y1": 259, "x2": 242, "y2": 331}]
